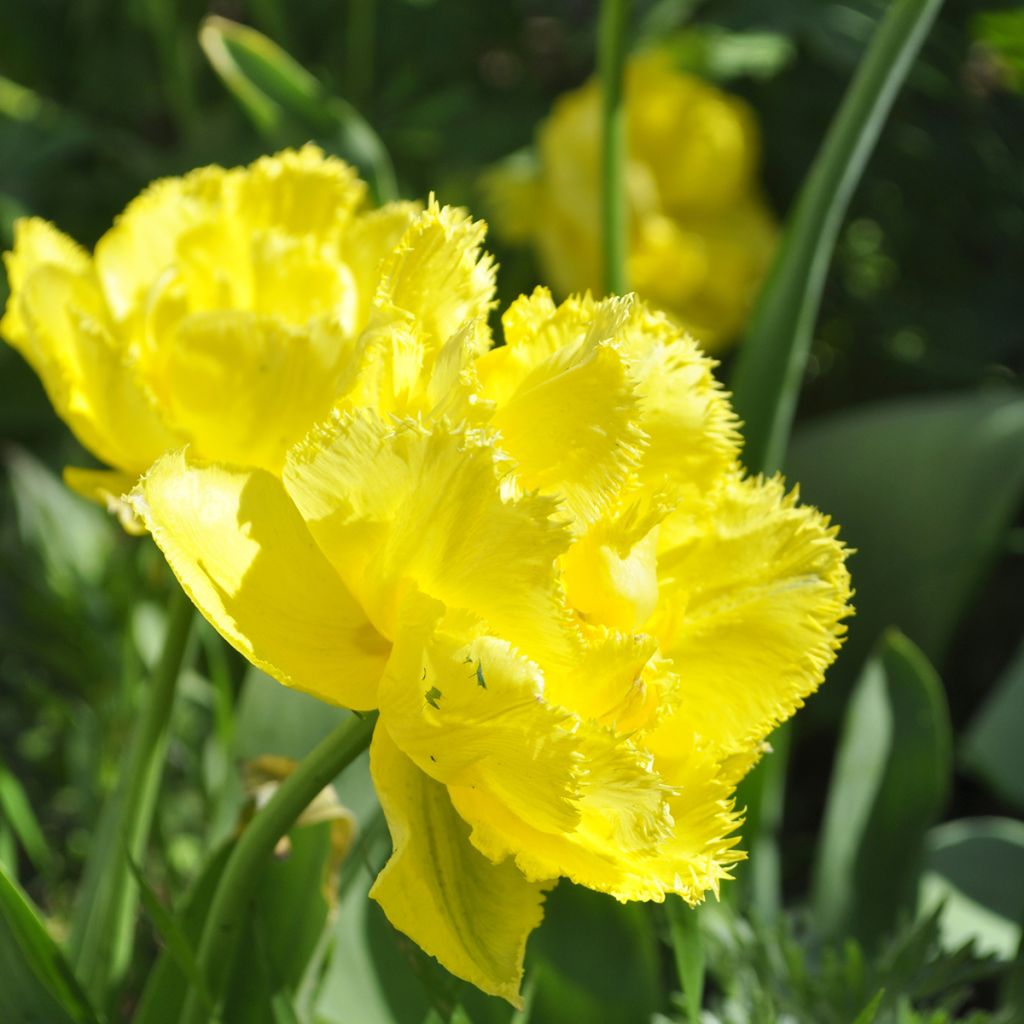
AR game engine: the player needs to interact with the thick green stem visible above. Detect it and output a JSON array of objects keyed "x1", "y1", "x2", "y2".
[
  {"x1": 598, "y1": 0, "x2": 630, "y2": 296},
  {"x1": 731, "y1": 0, "x2": 944, "y2": 477},
  {"x1": 68, "y1": 584, "x2": 194, "y2": 1004},
  {"x1": 179, "y1": 711, "x2": 378, "y2": 1024}
]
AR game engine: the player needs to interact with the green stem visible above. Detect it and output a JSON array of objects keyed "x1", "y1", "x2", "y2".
[
  {"x1": 598, "y1": 0, "x2": 630, "y2": 296},
  {"x1": 179, "y1": 711, "x2": 378, "y2": 1024},
  {"x1": 68, "y1": 585, "x2": 194, "y2": 1004},
  {"x1": 731, "y1": 0, "x2": 944, "y2": 476},
  {"x1": 665, "y1": 896, "x2": 705, "y2": 1024}
]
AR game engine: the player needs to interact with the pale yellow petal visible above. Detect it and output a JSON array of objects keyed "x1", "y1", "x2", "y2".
[
  {"x1": 615, "y1": 303, "x2": 740, "y2": 500},
  {"x1": 344, "y1": 200, "x2": 422, "y2": 329},
  {"x1": 128, "y1": 451, "x2": 389, "y2": 710},
  {"x1": 231, "y1": 144, "x2": 365, "y2": 239},
  {"x1": 489, "y1": 330, "x2": 645, "y2": 527},
  {"x1": 377, "y1": 593, "x2": 584, "y2": 836},
  {"x1": 369, "y1": 726, "x2": 548, "y2": 1006},
  {"x1": 283, "y1": 411, "x2": 571, "y2": 660},
  {"x1": 649, "y1": 474, "x2": 852, "y2": 761},
  {"x1": 4, "y1": 244, "x2": 180, "y2": 471},
  {"x1": 375, "y1": 200, "x2": 496, "y2": 349},
  {"x1": 155, "y1": 311, "x2": 354, "y2": 472},
  {"x1": 94, "y1": 167, "x2": 229, "y2": 324}
]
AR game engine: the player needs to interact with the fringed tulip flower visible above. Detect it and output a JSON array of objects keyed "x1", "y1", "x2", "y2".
[{"x1": 126, "y1": 279, "x2": 851, "y2": 1002}]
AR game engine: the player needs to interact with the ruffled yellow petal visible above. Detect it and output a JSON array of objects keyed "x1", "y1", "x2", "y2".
[
  {"x1": 282, "y1": 411, "x2": 571, "y2": 660},
  {"x1": 231, "y1": 144, "x2": 365, "y2": 239},
  {"x1": 94, "y1": 167, "x2": 229, "y2": 325},
  {"x1": 615, "y1": 304, "x2": 740, "y2": 499},
  {"x1": 128, "y1": 451, "x2": 389, "y2": 710},
  {"x1": 375, "y1": 199, "x2": 496, "y2": 349},
  {"x1": 369, "y1": 726, "x2": 548, "y2": 1006},
  {"x1": 2, "y1": 220, "x2": 181, "y2": 472},
  {"x1": 344, "y1": 200, "x2": 423, "y2": 328},
  {"x1": 649, "y1": 474, "x2": 853, "y2": 762},
  {"x1": 155, "y1": 312, "x2": 354, "y2": 472},
  {"x1": 488, "y1": 319, "x2": 645, "y2": 527},
  {"x1": 378, "y1": 593, "x2": 584, "y2": 835},
  {"x1": 380, "y1": 594, "x2": 677, "y2": 899}
]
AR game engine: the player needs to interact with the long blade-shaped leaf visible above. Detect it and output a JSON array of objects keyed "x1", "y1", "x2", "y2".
[
  {"x1": 731, "y1": 0, "x2": 944, "y2": 476},
  {"x1": 0, "y1": 864, "x2": 101, "y2": 1024},
  {"x1": 199, "y1": 16, "x2": 397, "y2": 204},
  {"x1": 812, "y1": 630, "x2": 952, "y2": 946}
]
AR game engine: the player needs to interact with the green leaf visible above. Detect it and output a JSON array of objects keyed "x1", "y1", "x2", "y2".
[
  {"x1": 0, "y1": 863, "x2": 101, "y2": 1024},
  {"x1": 962, "y1": 638, "x2": 1024, "y2": 810},
  {"x1": 66, "y1": 586, "x2": 194, "y2": 1005},
  {"x1": 918, "y1": 817, "x2": 1024, "y2": 960},
  {"x1": 972, "y1": 9, "x2": 1024, "y2": 92},
  {"x1": 133, "y1": 842, "x2": 232, "y2": 1024},
  {"x1": 665, "y1": 897, "x2": 704, "y2": 1024},
  {"x1": 5, "y1": 447, "x2": 114, "y2": 596},
  {"x1": 0, "y1": 761, "x2": 53, "y2": 875},
  {"x1": 787, "y1": 391, "x2": 1024, "y2": 693},
  {"x1": 812, "y1": 630, "x2": 952, "y2": 946},
  {"x1": 660, "y1": 28, "x2": 795, "y2": 81},
  {"x1": 126, "y1": 857, "x2": 215, "y2": 1013},
  {"x1": 851, "y1": 989, "x2": 885, "y2": 1024},
  {"x1": 528, "y1": 883, "x2": 660, "y2": 1024},
  {"x1": 198, "y1": 15, "x2": 397, "y2": 203},
  {"x1": 731, "y1": 0, "x2": 944, "y2": 475}
]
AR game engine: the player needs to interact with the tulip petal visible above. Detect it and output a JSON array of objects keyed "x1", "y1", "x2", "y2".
[
  {"x1": 651, "y1": 474, "x2": 853, "y2": 761},
  {"x1": 375, "y1": 200, "x2": 496, "y2": 349},
  {"x1": 2, "y1": 220, "x2": 181, "y2": 472},
  {"x1": 158, "y1": 312, "x2": 354, "y2": 472},
  {"x1": 369, "y1": 725, "x2": 548, "y2": 1006},
  {"x1": 283, "y1": 410, "x2": 571, "y2": 659},
  {"x1": 129, "y1": 451, "x2": 389, "y2": 709}
]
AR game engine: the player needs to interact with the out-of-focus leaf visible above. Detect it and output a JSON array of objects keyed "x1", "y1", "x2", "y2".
[
  {"x1": 134, "y1": 842, "x2": 233, "y2": 1024},
  {"x1": 223, "y1": 822, "x2": 336, "y2": 1024},
  {"x1": 919, "y1": 817, "x2": 1024, "y2": 960},
  {"x1": 787, "y1": 391, "x2": 1024, "y2": 699},
  {"x1": 665, "y1": 897, "x2": 704, "y2": 1024},
  {"x1": 660, "y1": 28, "x2": 795, "y2": 80},
  {"x1": 234, "y1": 667, "x2": 349, "y2": 763},
  {"x1": 851, "y1": 989, "x2": 885, "y2": 1024},
  {"x1": 127, "y1": 856, "x2": 215, "y2": 1013},
  {"x1": 0, "y1": 863, "x2": 101, "y2": 1024},
  {"x1": 0, "y1": 761, "x2": 52, "y2": 875},
  {"x1": 198, "y1": 15, "x2": 396, "y2": 203},
  {"x1": 961, "y1": 639, "x2": 1024, "y2": 810},
  {"x1": 812, "y1": 630, "x2": 952, "y2": 946},
  {"x1": 5, "y1": 447, "x2": 114, "y2": 596},
  {"x1": 973, "y1": 9, "x2": 1024, "y2": 91},
  {"x1": 528, "y1": 882, "x2": 660, "y2": 1024}
]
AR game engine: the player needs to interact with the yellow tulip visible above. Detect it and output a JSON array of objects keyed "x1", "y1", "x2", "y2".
[
  {"x1": 126, "y1": 281, "x2": 851, "y2": 1003},
  {"x1": 485, "y1": 52, "x2": 778, "y2": 351},
  {"x1": 1, "y1": 145, "x2": 495, "y2": 528}
]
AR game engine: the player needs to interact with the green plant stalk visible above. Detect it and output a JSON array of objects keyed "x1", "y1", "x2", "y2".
[
  {"x1": 665, "y1": 896, "x2": 704, "y2": 1024},
  {"x1": 731, "y1": 0, "x2": 944, "y2": 477},
  {"x1": 598, "y1": 0, "x2": 630, "y2": 296},
  {"x1": 179, "y1": 711, "x2": 378, "y2": 1024},
  {"x1": 67, "y1": 585, "x2": 194, "y2": 1004}
]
